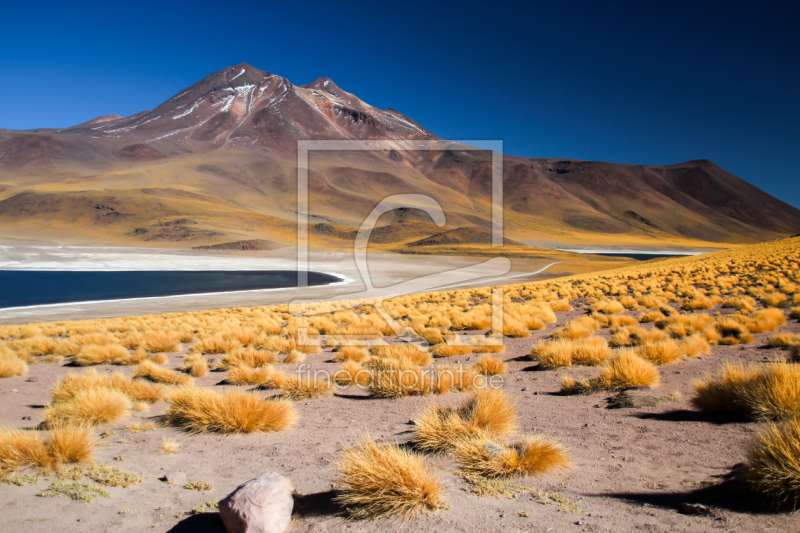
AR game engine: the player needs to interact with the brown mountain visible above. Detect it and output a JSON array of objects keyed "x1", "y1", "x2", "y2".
[{"x1": 0, "y1": 63, "x2": 798, "y2": 250}]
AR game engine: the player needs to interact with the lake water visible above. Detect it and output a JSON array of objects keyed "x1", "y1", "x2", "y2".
[
  {"x1": 0, "y1": 270, "x2": 342, "y2": 308},
  {"x1": 592, "y1": 253, "x2": 690, "y2": 261}
]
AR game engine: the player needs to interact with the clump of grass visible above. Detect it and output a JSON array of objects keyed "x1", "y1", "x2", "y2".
[
  {"x1": 472, "y1": 355, "x2": 507, "y2": 376},
  {"x1": 368, "y1": 357, "x2": 431, "y2": 398},
  {"x1": 691, "y1": 361, "x2": 800, "y2": 421},
  {"x1": 0, "y1": 429, "x2": 53, "y2": 476},
  {"x1": 768, "y1": 333, "x2": 800, "y2": 349},
  {"x1": 222, "y1": 347, "x2": 277, "y2": 368},
  {"x1": 681, "y1": 335, "x2": 712, "y2": 357},
  {"x1": 747, "y1": 309, "x2": 787, "y2": 333},
  {"x1": 283, "y1": 350, "x2": 306, "y2": 364},
  {"x1": 167, "y1": 386, "x2": 298, "y2": 433},
  {"x1": 638, "y1": 310, "x2": 667, "y2": 323},
  {"x1": 553, "y1": 316, "x2": 599, "y2": 340},
  {"x1": 51, "y1": 370, "x2": 165, "y2": 404},
  {"x1": 561, "y1": 350, "x2": 660, "y2": 394},
  {"x1": 635, "y1": 340, "x2": 684, "y2": 365},
  {"x1": 73, "y1": 343, "x2": 132, "y2": 366},
  {"x1": 334, "y1": 435, "x2": 448, "y2": 519},
  {"x1": 762, "y1": 293, "x2": 788, "y2": 308},
  {"x1": 133, "y1": 360, "x2": 191, "y2": 385},
  {"x1": 226, "y1": 365, "x2": 283, "y2": 387},
  {"x1": 143, "y1": 331, "x2": 182, "y2": 353},
  {"x1": 529, "y1": 337, "x2": 610, "y2": 369},
  {"x1": 591, "y1": 299, "x2": 626, "y2": 315},
  {"x1": 715, "y1": 318, "x2": 755, "y2": 345},
  {"x1": 371, "y1": 344, "x2": 432, "y2": 365},
  {"x1": 180, "y1": 354, "x2": 209, "y2": 377},
  {"x1": 452, "y1": 435, "x2": 571, "y2": 478},
  {"x1": 790, "y1": 307, "x2": 800, "y2": 320},
  {"x1": 160, "y1": 437, "x2": 180, "y2": 454},
  {"x1": 414, "y1": 389, "x2": 516, "y2": 452},
  {"x1": 126, "y1": 422, "x2": 156, "y2": 433},
  {"x1": 746, "y1": 417, "x2": 800, "y2": 509},
  {"x1": 47, "y1": 425, "x2": 95, "y2": 464},
  {"x1": 333, "y1": 360, "x2": 371, "y2": 386},
  {"x1": 44, "y1": 388, "x2": 131, "y2": 427},
  {"x1": 332, "y1": 346, "x2": 370, "y2": 363},
  {"x1": 281, "y1": 374, "x2": 334, "y2": 400},
  {"x1": 0, "y1": 350, "x2": 28, "y2": 378}
]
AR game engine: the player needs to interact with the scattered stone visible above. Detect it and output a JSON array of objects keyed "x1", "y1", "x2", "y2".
[
  {"x1": 521, "y1": 387, "x2": 528, "y2": 391},
  {"x1": 10, "y1": 389, "x2": 18, "y2": 393},
  {"x1": 26, "y1": 377, "x2": 38, "y2": 382},
  {"x1": 679, "y1": 502, "x2": 711, "y2": 515},
  {"x1": 605, "y1": 389, "x2": 662, "y2": 409},
  {"x1": 21, "y1": 416, "x2": 31, "y2": 421},
  {"x1": 163, "y1": 472, "x2": 187, "y2": 486},
  {"x1": 220, "y1": 472, "x2": 294, "y2": 533}
]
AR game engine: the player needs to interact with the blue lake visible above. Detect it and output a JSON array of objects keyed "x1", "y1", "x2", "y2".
[{"x1": 0, "y1": 270, "x2": 341, "y2": 308}]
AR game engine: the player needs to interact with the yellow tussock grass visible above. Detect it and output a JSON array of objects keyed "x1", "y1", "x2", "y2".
[
  {"x1": 768, "y1": 333, "x2": 800, "y2": 349},
  {"x1": 591, "y1": 299, "x2": 625, "y2": 315},
  {"x1": 50, "y1": 370, "x2": 164, "y2": 404},
  {"x1": 133, "y1": 360, "x2": 191, "y2": 386},
  {"x1": 167, "y1": 386, "x2": 298, "y2": 433},
  {"x1": 715, "y1": 318, "x2": 755, "y2": 345},
  {"x1": 747, "y1": 308, "x2": 787, "y2": 333},
  {"x1": 372, "y1": 344, "x2": 433, "y2": 365},
  {"x1": 414, "y1": 389, "x2": 516, "y2": 452},
  {"x1": 283, "y1": 350, "x2": 306, "y2": 364},
  {"x1": 452, "y1": 435, "x2": 571, "y2": 479},
  {"x1": 73, "y1": 344, "x2": 133, "y2": 366},
  {"x1": 472, "y1": 355, "x2": 507, "y2": 376},
  {"x1": 0, "y1": 351, "x2": 28, "y2": 378},
  {"x1": 222, "y1": 347, "x2": 277, "y2": 368},
  {"x1": 334, "y1": 435, "x2": 448, "y2": 519},
  {"x1": 281, "y1": 374, "x2": 334, "y2": 400},
  {"x1": 333, "y1": 360, "x2": 371, "y2": 386},
  {"x1": 143, "y1": 331, "x2": 182, "y2": 353},
  {"x1": 332, "y1": 346, "x2": 370, "y2": 363},
  {"x1": 790, "y1": 307, "x2": 800, "y2": 320},
  {"x1": 561, "y1": 350, "x2": 660, "y2": 394},
  {"x1": 44, "y1": 388, "x2": 131, "y2": 427},
  {"x1": 47, "y1": 425, "x2": 95, "y2": 464},
  {"x1": 553, "y1": 316, "x2": 599, "y2": 340},
  {"x1": 529, "y1": 337, "x2": 610, "y2": 369},
  {"x1": 635, "y1": 340, "x2": 684, "y2": 365},
  {"x1": 692, "y1": 361, "x2": 800, "y2": 421},
  {"x1": 681, "y1": 335, "x2": 712, "y2": 357},
  {"x1": 0, "y1": 429, "x2": 53, "y2": 476},
  {"x1": 181, "y1": 354, "x2": 209, "y2": 377},
  {"x1": 160, "y1": 437, "x2": 180, "y2": 455},
  {"x1": 747, "y1": 417, "x2": 800, "y2": 509}
]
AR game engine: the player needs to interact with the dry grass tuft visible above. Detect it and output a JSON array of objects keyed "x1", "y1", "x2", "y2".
[
  {"x1": 133, "y1": 360, "x2": 192, "y2": 386},
  {"x1": 44, "y1": 388, "x2": 131, "y2": 427},
  {"x1": 281, "y1": 374, "x2": 334, "y2": 400},
  {"x1": 222, "y1": 347, "x2": 277, "y2": 368},
  {"x1": 681, "y1": 335, "x2": 712, "y2": 358},
  {"x1": 143, "y1": 331, "x2": 182, "y2": 353},
  {"x1": 553, "y1": 316, "x2": 599, "y2": 340},
  {"x1": 73, "y1": 343, "x2": 133, "y2": 366},
  {"x1": 715, "y1": 318, "x2": 755, "y2": 345},
  {"x1": 746, "y1": 417, "x2": 800, "y2": 509},
  {"x1": 635, "y1": 340, "x2": 684, "y2": 365},
  {"x1": 160, "y1": 437, "x2": 180, "y2": 455},
  {"x1": 472, "y1": 355, "x2": 507, "y2": 376},
  {"x1": 452, "y1": 435, "x2": 571, "y2": 478},
  {"x1": 332, "y1": 346, "x2": 370, "y2": 363},
  {"x1": 0, "y1": 350, "x2": 28, "y2": 378},
  {"x1": 561, "y1": 350, "x2": 660, "y2": 394},
  {"x1": 529, "y1": 337, "x2": 610, "y2": 369},
  {"x1": 283, "y1": 350, "x2": 306, "y2": 364},
  {"x1": 768, "y1": 333, "x2": 800, "y2": 349},
  {"x1": 333, "y1": 360, "x2": 371, "y2": 386},
  {"x1": 167, "y1": 386, "x2": 298, "y2": 433},
  {"x1": 0, "y1": 429, "x2": 53, "y2": 476},
  {"x1": 47, "y1": 425, "x2": 95, "y2": 464},
  {"x1": 692, "y1": 361, "x2": 800, "y2": 421},
  {"x1": 180, "y1": 354, "x2": 210, "y2": 377},
  {"x1": 334, "y1": 435, "x2": 448, "y2": 519},
  {"x1": 790, "y1": 307, "x2": 800, "y2": 320},
  {"x1": 414, "y1": 389, "x2": 516, "y2": 452},
  {"x1": 51, "y1": 370, "x2": 164, "y2": 404}
]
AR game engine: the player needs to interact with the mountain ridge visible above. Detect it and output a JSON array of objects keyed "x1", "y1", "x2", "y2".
[{"x1": 0, "y1": 63, "x2": 798, "y2": 250}]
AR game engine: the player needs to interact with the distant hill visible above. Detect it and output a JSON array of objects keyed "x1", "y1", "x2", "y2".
[{"x1": 1, "y1": 63, "x2": 798, "y2": 249}]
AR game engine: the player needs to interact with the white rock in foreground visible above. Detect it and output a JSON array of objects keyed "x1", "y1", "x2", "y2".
[{"x1": 219, "y1": 472, "x2": 294, "y2": 533}]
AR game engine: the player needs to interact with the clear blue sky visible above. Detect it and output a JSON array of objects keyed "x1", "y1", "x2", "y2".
[{"x1": 2, "y1": 0, "x2": 798, "y2": 208}]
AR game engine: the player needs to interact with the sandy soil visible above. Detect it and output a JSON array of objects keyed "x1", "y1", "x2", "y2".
[
  {"x1": 1, "y1": 305, "x2": 798, "y2": 532},
  {"x1": 0, "y1": 243, "x2": 574, "y2": 324}
]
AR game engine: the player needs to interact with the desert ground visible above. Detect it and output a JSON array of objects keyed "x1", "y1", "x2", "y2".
[{"x1": 0, "y1": 237, "x2": 799, "y2": 533}]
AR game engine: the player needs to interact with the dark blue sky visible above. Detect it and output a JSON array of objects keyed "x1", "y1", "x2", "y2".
[{"x1": 2, "y1": 0, "x2": 799, "y2": 208}]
